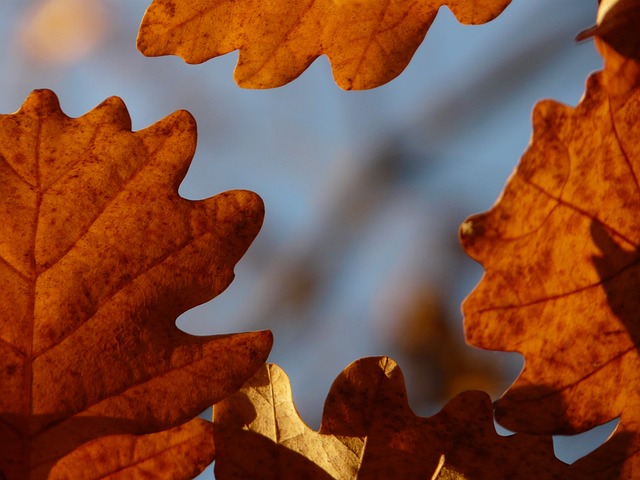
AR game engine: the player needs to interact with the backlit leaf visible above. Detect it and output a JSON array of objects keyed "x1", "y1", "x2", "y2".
[
  {"x1": 460, "y1": 37, "x2": 640, "y2": 477},
  {"x1": 577, "y1": 0, "x2": 640, "y2": 61},
  {"x1": 0, "y1": 90, "x2": 272, "y2": 479},
  {"x1": 137, "y1": 0, "x2": 511, "y2": 90},
  {"x1": 47, "y1": 418, "x2": 214, "y2": 480},
  {"x1": 213, "y1": 357, "x2": 569, "y2": 479}
]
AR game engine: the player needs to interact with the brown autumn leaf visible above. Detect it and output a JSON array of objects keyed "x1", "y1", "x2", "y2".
[
  {"x1": 0, "y1": 89, "x2": 272, "y2": 479},
  {"x1": 136, "y1": 0, "x2": 511, "y2": 90},
  {"x1": 47, "y1": 418, "x2": 214, "y2": 480},
  {"x1": 460, "y1": 37, "x2": 640, "y2": 478},
  {"x1": 213, "y1": 357, "x2": 570, "y2": 479},
  {"x1": 577, "y1": 0, "x2": 640, "y2": 62}
]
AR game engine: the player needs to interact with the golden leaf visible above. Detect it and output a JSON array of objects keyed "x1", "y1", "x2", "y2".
[
  {"x1": 0, "y1": 90, "x2": 272, "y2": 479},
  {"x1": 213, "y1": 357, "x2": 569, "y2": 479},
  {"x1": 460, "y1": 38, "x2": 640, "y2": 478},
  {"x1": 136, "y1": 0, "x2": 511, "y2": 90}
]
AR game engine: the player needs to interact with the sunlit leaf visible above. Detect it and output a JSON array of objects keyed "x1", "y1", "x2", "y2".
[
  {"x1": 137, "y1": 0, "x2": 511, "y2": 90},
  {"x1": 460, "y1": 38, "x2": 640, "y2": 477},
  {"x1": 213, "y1": 357, "x2": 569, "y2": 479},
  {"x1": 0, "y1": 90, "x2": 272, "y2": 478}
]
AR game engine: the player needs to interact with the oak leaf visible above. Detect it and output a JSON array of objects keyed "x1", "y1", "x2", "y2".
[
  {"x1": 460, "y1": 37, "x2": 640, "y2": 477},
  {"x1": 213, "y1": 357, "x2": 569, "y2": 479},
  {"x1": 0, "y1": 90, "x2": 272, "y2": 479},
  {"x1": 136, "y1": 0, "x2": 511, "y2": 90},
  {"x1": 577, "y1": 0, "x2": 640, "y2": 62},
  {"x1": 47, "y1": 418, "x2": 214, "y2": 480}
]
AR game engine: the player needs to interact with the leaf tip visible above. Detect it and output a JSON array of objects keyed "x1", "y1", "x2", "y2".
[
  {"x1": 91, "y1": 95, "x2": 133, "y2": 129},
  {"x1": 19, "y1": 89, "x2": 63, "y2": 116},
  {"x1": 218, "y1": 189, "x2": 266, "y2": 233},
  {"x1": 252, "y1": 329, "x2": 274, "y2": 357},
  {"x1": 446, "y1": 0, "x2": 513, "y2": 25}
]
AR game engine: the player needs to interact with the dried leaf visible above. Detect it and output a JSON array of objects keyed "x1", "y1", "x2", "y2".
[
  {"x1": 137, "y1": 0, "x2": 511, "y2": 90},
  {"x1": 460, "y1": 38, "x2": 640, "y2": 477},
  {"x1": 577, "y1": 0, "x2": 640, "y2": 62},
  {"x1": 0, "y1": 90, "x2": 272, "y2": 479},
  {"x1": 47, "y1": 418, "x2": 214, "y2": 480},
  {"x1": 213, "y1": 357, "x2": 569, "y2": 479}
]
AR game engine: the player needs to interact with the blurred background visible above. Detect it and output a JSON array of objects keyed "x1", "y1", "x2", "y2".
[{"x1": 0, "y1": 0, "x2": 618, "y2": 476}]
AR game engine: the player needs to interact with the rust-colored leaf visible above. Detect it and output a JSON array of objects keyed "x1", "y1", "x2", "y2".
[
  {"x1": 213, "y1": 357, "x2": 569, "y2": 479},
  {"x1": 0, "y1": 89, "x2": 272, "y2": 479},
  {"x1": 136, "y1": 0, "x2": 511, "y2": 90},
  {"x1": 460, "y1": 37, "x2": 640, "y2": 477},
  {"x1": 47, "y1": 418, "x2": 214, "y2": 480}
]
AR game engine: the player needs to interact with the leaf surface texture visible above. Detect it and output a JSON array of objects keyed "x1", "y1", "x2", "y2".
[
  {"x1": 137, "y1": 0, "x2": 511, "y2": 89},
  {"x1": 461, "y1": 38, "x2": 640, "y2": 478},
  {"x1": 0, "y1": 90, "x2": 272, "y2": 479},
  {"x1": 47, "y1": 418, "x2": 215, "y2": 480},
  {"x1": 213, "y1": 357, "x2": 568, "y2": 479}
]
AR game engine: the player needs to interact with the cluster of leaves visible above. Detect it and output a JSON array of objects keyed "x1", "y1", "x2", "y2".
[{"x1": 1, "y1": 0, "x2": 639, "y2": 479}]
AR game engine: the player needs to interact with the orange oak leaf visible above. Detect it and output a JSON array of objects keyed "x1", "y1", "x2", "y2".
[
  {"x1": 0, "y1": 90, "x2": 272, "y2": 479},
  {"x1": 136, "y1": 0, "x2": 511, "y2": 90},
  {"x1": 46, "y1": 418, "x2": 214, "y2": 480},
  {"x1": 460, "y1": 38, "x2": 640, "y2": 477},
  {"x1": 213, "y1": 357, "x2": 570, "y2": 479}
]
